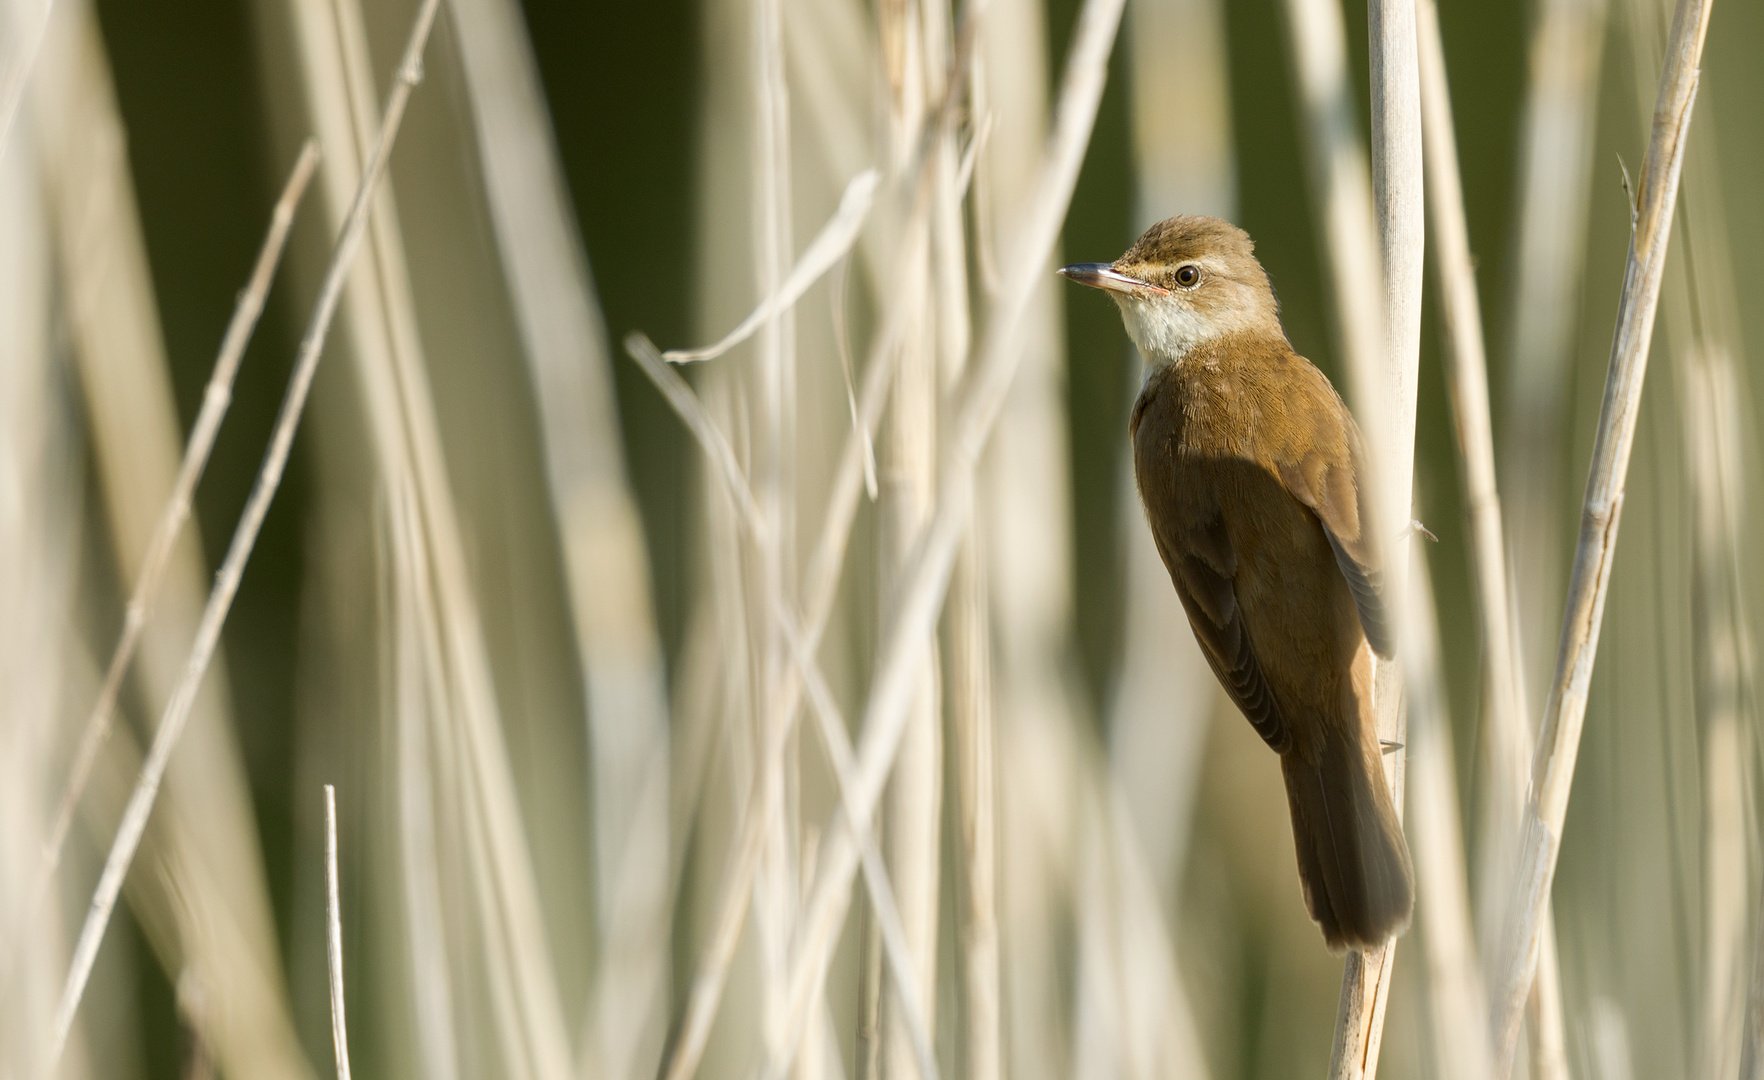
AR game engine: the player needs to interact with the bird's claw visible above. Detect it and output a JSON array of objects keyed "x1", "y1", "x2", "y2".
[{"x1": 1380, "y1": 739, "x2": 1404, "y2": 754}]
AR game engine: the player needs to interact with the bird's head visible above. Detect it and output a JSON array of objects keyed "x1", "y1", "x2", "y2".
[{"x1": 1059, "y1": 215, "x2": 1282, "y2": 365}]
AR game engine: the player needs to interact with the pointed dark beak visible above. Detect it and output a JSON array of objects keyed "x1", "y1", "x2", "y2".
[{"x1": 1057, "y1": 263, "x2": 1168, "y2": 296}]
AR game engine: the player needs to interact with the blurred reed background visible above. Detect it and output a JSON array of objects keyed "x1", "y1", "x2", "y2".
[{"x1": 1, "y1": 0, "x2": 1761, "y2": 1076}]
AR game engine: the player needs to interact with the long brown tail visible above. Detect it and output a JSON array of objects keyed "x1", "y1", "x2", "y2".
[{"x1": 1280, "y1": 725, "x2": 1414, "y2": 952}]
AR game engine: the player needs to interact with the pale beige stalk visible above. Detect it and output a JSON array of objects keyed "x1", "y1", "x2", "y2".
[
  {"x1": 47, "y1": 0, "x2": 445, "y2": 1062},
  {"x1": 765, "y1": 0, "x2": 1125, "y2": 1070},
  {"x1": 1681, "y1": 349, "x2": 1750, "y2": 1080},
  {"x1": 291, "y1": 0, "x2": 575, "y2": 1071},
  {"x1": 0, "y1": 129, "x2": 72, "y2": 1080},
  {"x1": 1500, "y1": 0, "x2": 1609, "y2": 736},
  {"x1": 876, "y1": 2, "x2": 949, "y2": 1077},
  {"x1": 1404, "y1": 543, "x2": 1494, "y2": 1080},
  {"x1": 324, "y1": 786, "x2": 354, "y2": 1080},
  {"x1": 438, "y1": 0, "x2": 676, "y2": 1071},
  {"x1": 32, "y1": 8, "x2": 313, "y2": 1077},
  {"x1": 1415, "y1": 4, "x2": 1543, "y2": 1074},
  {"x1": 1281, "y1": 0, "x2": 1418, "y2": 1071},
  {"x1": 1487, "y1": 0, "x2": 1713, "y2": 1068},
  {"x1": 34, "y1": 141, "x2": 319, "y2": 914}
]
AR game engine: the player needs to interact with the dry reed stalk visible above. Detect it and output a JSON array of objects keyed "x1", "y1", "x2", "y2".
[
  {"x1": 0, "y1": 0, "x2": 52, "y2": 155},
  {"x1": 630, "y1": 326, "x2": 944, "y2": 1080},
  {"x1": 33, "y1": 9, "x2": 313, "y2": 1077},
  {"x1": 302, "y1": 0, "x2": 577, "y2": 1071},
  {"x1": 1499, "y1": 0, "x2": 1609, "y2": 739},
  {"x1": 1404, "y1": 544, "x2": 1494, "y2": 1080},
  {"x1": 324, "y1": 786, "x2": 354, "y2": 1080},
  {"x1": 765, "y1": 0, "x2": 1124, "y2": 1070},
  {"x1": 1281, "y1": 0, "x2": 1419, "y2": 1072},
  {"x1": 45, "y1": 0, "x2": 444, "y2": 1062},
  {"x1": 384, "y1": 479, "x2": 462, "y2": 1080},
  {"x1": 1621, "y1": 0, "x2": 1753, "y2": 1067},
  {"x1": 638, "y1": 200, "x2": 922, "y2": 1080},
  {"x1": 1486, "y1": 0, "x2": 1713, "y2": 1068},
  {"x1": 1415, "y1": 4, "x2": 1562, "y2": 1073},
  {"x1": 32, "y1": 140, "x2": 319, "y2": 918},
  {"x1": 436, "y1": 0, "x2": 678, "y2": 1070},
  {"x1": 0, "y1": 129, "x2": 70, "y2": 1079},
  {"x1": 949, "y1": 531, "x2": 999, "y2": 1080},
  {"x1": 1681, "y1": 350, "x2": 1749, "y2": 1080},
  {"x1": 876, "y1": 1, "x2": 951, "y2": 1075},
  {"x1": 1419, "y1": 1, "x2": 1575, "y2": 1067}
]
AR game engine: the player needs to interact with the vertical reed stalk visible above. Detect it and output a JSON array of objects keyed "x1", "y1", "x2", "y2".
[
  {"x1": 31, "y1": 140, "x2": 319, "y2": 919},
  {"x1": 324, "y1": 786, "x2": 354, "y2": 1080},
  {"x1": 767, "y1": 0, "x2": 1125, "y2": 1069},
  {"x1": 1487, "y1": 0, "x2": 1713, "y2": 1068},
  {"x1": 1404, "y1": 542, "x2": 1494, "y2": 1080},
  {"x1": 1416, "y1": 3, "x2": 1570, "y2": 1072},
  {"x1": 34, "y1": 9, "x2": 314, "y2": 1077},
  {"x1": 438, "y1": 0, "x2": 675, "y2": 1070},
  {"x1": 875, "y1": 4, "x2": 945, "y2": 1076},
  {"x1": 1282, "y1": 0, "x2": 1422, "y2": 1071},
  {"x1": 1499, "y1": 0, "x2": 1609, "y2": 736},
  {"x1": 47, "y1": 0, "x2": 445, "y2": 1063}
]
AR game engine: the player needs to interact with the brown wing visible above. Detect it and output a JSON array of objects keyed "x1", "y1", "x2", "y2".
[
  {"x1": 1274, "y1": 378, "x2": 1392, "y2": 658},
  {"x1": 1150, "y1": 515, "x2": 1291, "y2": 754}
]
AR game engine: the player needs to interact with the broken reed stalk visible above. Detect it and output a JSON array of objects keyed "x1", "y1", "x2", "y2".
[
  {"x1": 766, "y1": 0, "x2": 1126, "y2": 1072},
  {"x1": 1486, "y1": 0, "x2": 1713, "y2": 1069},
  {"x1": 29, "y1": 140, "x2": 319, "y2": 921},
  {"x1": 324, "y1": 786, "x2": 353, "y2": 1080},
  {"x1": 45, "y1": 0, "x2": 442, "y2": 1060}
]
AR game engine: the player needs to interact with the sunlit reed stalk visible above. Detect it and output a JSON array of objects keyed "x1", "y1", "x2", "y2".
[
  {"x1": 1487, "y1": 0, "x2": 1713, "y2": 1068},
  {"x1": 628, "y1": 328, "x2": 945, "y2": 1080},
  {"x1": 634, "y1": 169, "x2": 928, "y2": 1080},
  {"x1": 324, "y1": 786, "x2": 353, "y2": 1080},
  {"x1": 36, "y1": 13, "x2": 309, "y2": 1076},
  {"x1": 766, "y1": 0, "x2": 1125, "y2": 1072},
  {"x1": 1682, "y1": 348, "x2": 1750, "y2": 1080},
  {"x1": 1499, "y1": 0, "x2": 1609, "y2": 735},
  {"x1": 877, "y1": 2, "x2": 954, "y2": 1076},
  {"x1": 385, "y1": 478, "x2": 461, "y2": 1080},
  {"x1": 315, "y1": 0, "x2": 577, "y2": 1070},
  {"x1": 1403, "y1": 540, "x2": 1494, "y2": 1080},
  {"x1": 1280, "y1": 0, "x2": 1419, "y2": 1073},
  {"x1": 1416, "y1": 2, "x2": 1567, "y2": 1072},
  {"x1": 0, "y1": 0, "x2": 52, "y2": 158},
  {"x1": 25, "y1": 140, "x2": 318, "y2": 936},
  {"x1": 437, "y1": 0, "x2": 676, "y2": 1070},
  {"x1": 45, "y1": 0, "x2": 442, "y2": 1062}
]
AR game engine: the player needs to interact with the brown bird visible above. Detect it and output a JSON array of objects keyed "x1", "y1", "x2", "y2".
[{"x1": 1061, "y1": 215, "x2": 1413, "y2": 951}]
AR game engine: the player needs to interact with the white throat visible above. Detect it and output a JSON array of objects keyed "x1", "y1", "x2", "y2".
[{"x1": 1113, "y1": 295, "x2": 1220, "y2": 369}]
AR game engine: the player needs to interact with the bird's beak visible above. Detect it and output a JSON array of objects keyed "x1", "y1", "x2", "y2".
[{"x1": 1057, "y1": 263, "x2": 1168, "y2": 296}]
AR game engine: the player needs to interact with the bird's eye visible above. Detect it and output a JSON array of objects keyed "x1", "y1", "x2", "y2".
[{"x1": 1174, "y1": 264, "x2": 1201, "y2": 288}]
